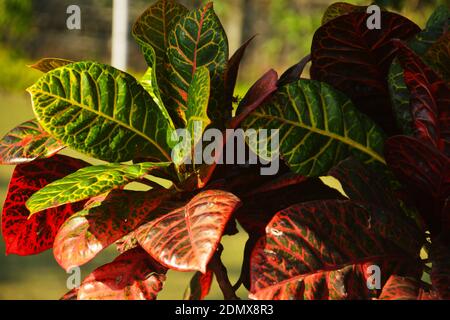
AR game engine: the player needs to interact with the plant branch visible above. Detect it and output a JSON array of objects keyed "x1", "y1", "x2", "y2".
[{"x1": 209, "y1": 247, "x2": 240, "y2": 300}]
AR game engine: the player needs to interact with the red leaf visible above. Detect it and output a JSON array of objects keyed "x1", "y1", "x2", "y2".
[
  {"x1": 77, "y1": 247, "x2": 167, "y2": 300},
  {"x1": 385, "y1": 136, "x2": 450, "y2": 231},
  {"x1": 0, "y1": 119, "x2": 65, "y2": 165},
  {"x1": 394, "y1": 40, "x2": 450, "y2": 156},
  {"x1": 329, "y1": 158, "x2": 402, "y2": 213},
  {"x1": 237, "y1": 178, "x2": 345, "y2": 236},
  {"x1": 378, "y1": 275, "x2": 425, "y2": 300},
  {"x1": 183, "y1": 271, "x2": 214, "y2": 300},
  {"x1": 249, "y1": 200, "x2": 423, "y2": 300},
  {"x1": 310, "y1": 12, "x2": 420, "y2": 134},
  {"x1": 53, "y1": 189, "x2": 167, "y2": 271},
  {"x1": 231, "y1": 69, "x2": 278, "y2": 129},
  {"x1": 1, "y1": 155, "x2": 88, "y2": 255},
  {"x1": 136, "y1": 190, "x2": 241, "y2": 273},
  {"x1": 277, "y1": 54, "x2": 311, "y2": 87}
]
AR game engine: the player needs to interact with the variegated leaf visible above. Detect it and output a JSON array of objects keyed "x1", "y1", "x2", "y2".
[
  {"x1": 136, "y1": 190, "x2": 241, "y2": 273},
  {"x1": 250, "y1": 200, "x2": 423, "y2": 300},
  {"x1": 28, "y1": 61, "x2": 173, "y2": 163},
  {"x1": 167, "y1": 2, "x2": 229, "y2": 124},
  {"x1": 1, "y1": 155, "x2": 88, "y2": 255},
  {"x1": 53, "y1": 189, "x2": 167, "y2": 270},
  {"x1": 242, "y1": 79, "x2": 386, "y2": 177},
  {"x1": 77, "y1": 247, "x2": 167, "y2": 300},
  {"x1": 0, "y1": 119, "x2": 65, "y2": 165},
  {"x1": 26, "y1": 162, "x2": 170, "y2": 215}
]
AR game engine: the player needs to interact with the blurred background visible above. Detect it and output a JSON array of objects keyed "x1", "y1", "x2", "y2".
[{"x1": 0, "y1": 0, "x2": 447, "y2": 300}]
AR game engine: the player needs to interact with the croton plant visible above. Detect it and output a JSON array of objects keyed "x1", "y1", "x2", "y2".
[{"x1": 0, "y1": 0, "x2": 449, "y2": 300}]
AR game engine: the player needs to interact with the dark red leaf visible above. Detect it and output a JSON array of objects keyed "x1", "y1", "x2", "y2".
[
  {"x1": 385, "y1": 136, "x2": 450, "y2": 232},
  {"x1": 1, "y1": 155, "x2": 88, "y2": 255},
  {"x1": 277, "y1": 54, "x2": 311, "y2": 87},
  {"x1": 394, "y1": 40, "x2": 450, "y2": 155},
  {"x1": 310, "y1": 12, "x2": 420, "y2": 134},
  {"x1": 136, "y1": 190, "x2": 241, "y2": 273},
  {"x1": 231, "y1": 69, "x2": 278, "y2": 129},
  {"x1": 329, "y1": 158, "x2": 401, "y2": 213},
  {"x1": 250, "y1": 200, "x2": 423, "y2": 300},
  {"x1": 224, "y1": 36, "x2": 255, "y2": 111},
  {"x1": 430, "y1": 236, "x2": 450, "y2": 299},
  {"x1": 183, "y1": 271, "x2": 214, "y2": 300},
  {"x1": 53, "y1": 189, "x2": 167, "y2": 271},
  {"x1": 77, "y1": 247, "x2": 167, "y2": 300}
]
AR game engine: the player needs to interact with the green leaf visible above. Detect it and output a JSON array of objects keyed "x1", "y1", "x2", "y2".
[
  {"x1": 321, "y1": 2, "x2": 366, "y2": 25},
  {"x1": 132, "y1": 0, "x2": 188, "y2": 126},
  {"x1": 409, "y1": 5, "x2": 449, "y2": 55},
  {"x1": 242, "y1": 79, "x2": 386, "y2": 177},
  {"x1": 25, "y1": 162, "x2": 170, "y2": 216},
  {"x1": 174, "y1": 67, "x2": 211, "y2": 166},
  {"x1": 140, "y1": 46, "x2": 176, "y2": 136},
  {"x1": 29, "y1": 58, "x2": 74, "y2": 73},
  {"x1": 167, "y1": 2, "x2": 229, "y2": 124},
  {"x1": 0, "y1": 119, "x2": 65, "y2": 164},
  {"x1": 27, "y1": 61, "x2": 173, "y2": 163},
  {"x1": 132, "y1": 0, "x2": 188, "y2": 69}
]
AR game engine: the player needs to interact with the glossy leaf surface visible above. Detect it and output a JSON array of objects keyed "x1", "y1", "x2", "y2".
[
  {"x1": 77, "y1": 247, "x2": 167, "y2": 300},
  {"x1": 167, "y1": 3, "x2": 229, "y2": 123},
  {"x1": 250, "y1": 200, "x2": 422, "y2": 300},
  {"x1": 26, "y1": 162, "x2": 170, "y2": 215},
  {"x1": 137, "y1": 190, "x2": 241, "y2": 273},
  {"x1": 0, "y1": 119, "x2": 64, "y2": 165},
  {"x1": 242, "y1": 79, "x2": 386, "y2": 177},
  {"x1": 28, "y1": 61, "x2": 173, "y2": 162},
  {"x1": 53, "y1": 190, "x2": 166, "y2": 270},
  {"x1": 1, "y1": 155, "x2": 88, "y2": 255}
]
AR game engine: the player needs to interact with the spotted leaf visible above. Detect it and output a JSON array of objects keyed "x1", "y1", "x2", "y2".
[
  {"x1": 0, "y1": 119, "x2": 65, "y2": 165},
  {"x1": 136, "y1": 190, "x2": 241, "y2": 273},
  {"x1": 1, "y1": 155, "x2": 88, "y2": 255}
]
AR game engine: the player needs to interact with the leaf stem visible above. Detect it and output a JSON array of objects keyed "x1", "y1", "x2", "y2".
[{"x1": 210, "y1": 249, "x2": 240, "y2": 300}]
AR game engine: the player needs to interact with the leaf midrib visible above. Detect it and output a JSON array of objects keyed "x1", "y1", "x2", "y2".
[
  {"x1": 251, "y1": 112, "x2": 386, "y2": 165},
  {"x1": 30, "y1": 89, "x2": 172, "y2": 161}
]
